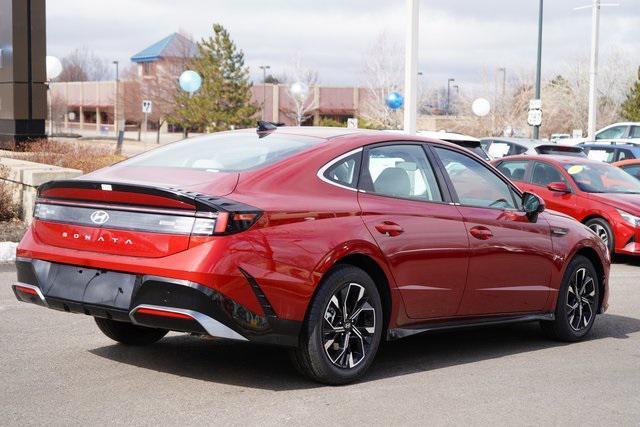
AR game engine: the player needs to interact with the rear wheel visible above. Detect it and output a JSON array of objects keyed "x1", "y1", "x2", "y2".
[
  {"x1": 540, "y1": 255, "x2": 599, "y2": 342},
  {"x1": 292, "y1": 265, "x2": 383, "y2": 385},
  {"x1": 95, "y1": 317, "x2": 168, "y2": 345},
  {"x1": 585, "y1": 218, "x2": 613, "y2": 253}
]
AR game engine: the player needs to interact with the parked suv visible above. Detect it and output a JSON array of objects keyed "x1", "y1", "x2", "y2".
[
  {"x1": 494, "y1": 154, "x2": 640, "y2": 256},
  {"x1": 13, "y1": 127, "x2": 609, "y2": 384},
  {"x1": 581, "y1": 142, "x2": 640, "y2": 163}
]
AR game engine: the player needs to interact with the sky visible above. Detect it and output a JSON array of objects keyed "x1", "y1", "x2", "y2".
[{"x1": 46, "y1": 0, "x2": 640, "y2": 92}]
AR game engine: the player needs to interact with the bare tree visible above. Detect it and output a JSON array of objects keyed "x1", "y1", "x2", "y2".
[
  {"x1": 56, "y1": 47, "x2": 111, "y2": 82},
  {"x1": 359, "y1": 31, "x2": 404, "y2": 129},
  {"x1": 280, "y1": 55, "x2": 319, "y2": 126}
]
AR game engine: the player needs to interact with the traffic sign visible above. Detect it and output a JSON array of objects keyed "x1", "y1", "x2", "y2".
[
  {"x1": 527, "y1": 109, "x2": 543, "y2": 127},
  {"x1": 142, "y1": 100, "x2": 153, "y2": 114}
]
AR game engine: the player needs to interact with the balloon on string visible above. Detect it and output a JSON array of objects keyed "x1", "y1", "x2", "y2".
[
  {"x1": 472, "y1": 98, "x2": 491, "y2": 117},
  {"x1": 46, "y1": 56, "x2": 63, "y2": 81},
  {"x1": 385, "y1": 92, "x2": 404, "y2": 110},
  {"x1": 179, "y1": 70, "x2": 202, "y2": 94}
]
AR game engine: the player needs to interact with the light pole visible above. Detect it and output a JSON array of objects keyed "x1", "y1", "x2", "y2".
[
  {"x1": 403, "y1": 0, "x2": 419, "y2": 134},
  {"x1": 259, "y1": 65, "x2": 270, "y2": 120},
  {"x1": 447, "y1": 78, "x2": 455, "y2": 115},
  {"x1": 113, "y1": 60, "x2": 119, "y2": 135},
  {"x1": 533, "y1": 0, "x2": 543, "y2": 139},
  {"x1": 575, "y1": 1, "x2": 618, "y2": 141}
]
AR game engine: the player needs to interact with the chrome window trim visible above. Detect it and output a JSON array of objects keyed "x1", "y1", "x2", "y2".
[{"x1": 316, "y1": 147, "x2": 363, "y2": 192}]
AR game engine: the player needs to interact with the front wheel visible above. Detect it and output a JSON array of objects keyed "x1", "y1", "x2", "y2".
[
  {"x1": 95, "y1": 317, "x2": 168, "y2": 345},
  {"x1": 291, "y1": 265, "x2": 383, "y2": 385},
  {"x1": 585, "y1": 218, "x2": 614, "y2": 254},
  {"x1": 540, "y1": 255, "x2": 599, "y2": 342}
]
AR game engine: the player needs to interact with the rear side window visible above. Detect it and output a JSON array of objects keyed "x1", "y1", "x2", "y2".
[
  {"x1": 121, "y1": 132, "x2": 323, "y2": 172},
  {"x1": 361, "y1": 145, "x2": 442, "y2": 202},
  {"x1": 531, "y1": 162, "x2": 567, "y2": 186},
  {"x1": 586, "y1": 147, "x2": 616, "y2": 163},
  {"x1": 497, "y1": 160, "x2": 529, "y2": 181},
  {"x1": 322, "y1": 152, "x2": 361, "y2": 189},
  {"x1": 617, "y1": 149, "x2": 633, "y2": 161}
]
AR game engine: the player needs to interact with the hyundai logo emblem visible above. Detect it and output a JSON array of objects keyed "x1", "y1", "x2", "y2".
[{"x1": 90, "y1": 210, "x2": 110, "y2": 225}]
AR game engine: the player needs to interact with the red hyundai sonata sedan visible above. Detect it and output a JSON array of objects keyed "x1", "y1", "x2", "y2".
[
  {"x1": 13, "y1": 126, "x2": 609, "y2": 384},
  {"x1": 493, "y1": 155, "x2": 640, "y2": 256}
]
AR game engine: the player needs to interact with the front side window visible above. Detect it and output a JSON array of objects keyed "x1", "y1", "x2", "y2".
[
  {"x1": 119, "y1": 133, "x2": 323, "y2": 172},
  {"x1": 496, "y1": 160, "x2": 530, "y2": 181},
  {"x1": 596, "y1": 126, "x2": 626, "y2": 140},
  {"x1": 434, "y1": 147, "x2": 517, "y2": 209},
  {"x1": 322, "y1": 152, "x2": 361, "y2": 189},
  {"x1": 564, "y1": 162, "x2": 640, "y2": 194},
  {"x1": 531, "y1": 162, "x2": 567, "y2": 186},
  {"x1": 361, "y1": 145, "x2": 442, "y2": 202}
]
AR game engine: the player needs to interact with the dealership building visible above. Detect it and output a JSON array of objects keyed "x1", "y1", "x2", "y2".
[{"x1": 48, "y1": 33, "x2": 455, "y2": 133}]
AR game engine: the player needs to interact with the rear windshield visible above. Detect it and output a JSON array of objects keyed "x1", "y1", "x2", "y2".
[{"x1": 121, "y1": 132, "x2": 324, "y2": 172}]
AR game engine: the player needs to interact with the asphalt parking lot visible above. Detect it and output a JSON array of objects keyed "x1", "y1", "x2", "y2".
[{"x1": 1, "y1": 259, "x2": 639, "y2": 426}]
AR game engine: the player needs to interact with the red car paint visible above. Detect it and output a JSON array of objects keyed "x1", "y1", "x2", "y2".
[
  {"x1": 16, "y1": 129, "x2": 609, "y2": 336},
  {"x1": 493, "y1": 155, "x2": 640, "y2": 256}
]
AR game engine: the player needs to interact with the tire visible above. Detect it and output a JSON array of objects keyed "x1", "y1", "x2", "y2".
[
  {"x1": 291, "y1": 265, "x2": 383, "y2": 385},
  {"x1": 94, "y1": 317, "x2": 168, "y2": 345},
  {"x1": 540, "y1": 255, "x2": 599, "y2": 342},
  {"x1": 585, "y1": 218, "x2": 614, "y2": 254}
]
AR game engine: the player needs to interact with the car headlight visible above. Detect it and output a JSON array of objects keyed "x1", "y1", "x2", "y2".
[{"x1": 617, "y1": 209, "x2": 640, "y2": 228}]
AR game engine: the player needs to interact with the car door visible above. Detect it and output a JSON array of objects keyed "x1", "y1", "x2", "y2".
[
  {"x1": 528, "y1": 161, "x2": 577, "y2": 216},
  {"x1": 431, "y1": 146, "x2": 555, "y2": 316},
  {"x1": 357, "y1": 143, "x2": 470, "y2": 319}
]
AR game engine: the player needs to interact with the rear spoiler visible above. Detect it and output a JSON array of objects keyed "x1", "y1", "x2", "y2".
[
  {"x1": 37, "y1": 180, "x2": 254, "y2": 213},
  {"x1": 535, "y1": 145, "x2": 585, "y2": 155}
]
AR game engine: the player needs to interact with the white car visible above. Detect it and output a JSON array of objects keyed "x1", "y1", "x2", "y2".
[{"x1": 562, "y1": 122, "x2": 640, "y2": 145}]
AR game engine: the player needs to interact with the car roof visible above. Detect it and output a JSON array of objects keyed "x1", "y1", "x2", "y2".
[
  {"x1": 581, "y1": 142, "x2": 640, "y2": 149},
  {"x1": 493, "y1": 154, "x2": 604, "y2": 165},
  {"x1": 612, "y1": 159, "x2": 640, "y2": 167}
]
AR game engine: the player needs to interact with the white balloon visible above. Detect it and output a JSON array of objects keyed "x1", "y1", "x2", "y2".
[
  {"x1": 472, "y1": 98, "x2": 491, "y2": 117},
  {"x1": 46, "y1": 56, "x2": 63, "y2": 80},
  {"x1": 290, "y1": 82, "x2": 309, "y2": 99}
]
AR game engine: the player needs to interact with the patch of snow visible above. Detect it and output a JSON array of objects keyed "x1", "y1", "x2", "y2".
[{"x1": 0, "y1": 242, "x2": 18, "y2": 263}]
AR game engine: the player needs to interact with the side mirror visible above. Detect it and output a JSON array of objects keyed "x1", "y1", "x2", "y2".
[
  {"x1": 522, "y1": 192, "x2": 545, "y2": 222},
  {"x1": 547, "y1": 181, "x2": 571, "y2": 193}
]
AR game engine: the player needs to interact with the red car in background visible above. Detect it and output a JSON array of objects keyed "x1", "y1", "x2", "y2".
[
  {"x1": 13, "y1": 126, "x2": 609, "y2": 384},
  {"x1": 613, "y1": 159, "x2": 640, "y2": 181},
  {"x1": 493, "y1": 155, "x2": 640, "y2": 256}
]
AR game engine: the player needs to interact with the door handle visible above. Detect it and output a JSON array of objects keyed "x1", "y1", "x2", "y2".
[
  {"x1": 375, "y1": 221, "x2": 404, "y2": 237},
  {"x1": 469, "y1": 226, "x2": 493, "y2": 240}
]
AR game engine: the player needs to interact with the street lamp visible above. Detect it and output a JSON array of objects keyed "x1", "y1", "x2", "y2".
[
  {"x1": 113, "y1": 60, "x2": 119, "y2": 135},
  {"x1": 447, "y1": 78, "x2": 455, "y2": 115},
  {"x1": 259, "y1": 65, "x2": 271, "y2": 120},
  {"x1": 533, "y1": 0, "x2": 543, "y2": 139},
  {"x1": 45, "y1": 56, "x2": 62, "y2": 137}
]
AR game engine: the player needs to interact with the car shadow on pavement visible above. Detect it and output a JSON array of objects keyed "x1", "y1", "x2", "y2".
[
  {"x1": 614, "y1": 255, "x2": 640, "y2": 267},
  {"x1": 89, "y1": 313, "x2": 640, "y2": 390}
]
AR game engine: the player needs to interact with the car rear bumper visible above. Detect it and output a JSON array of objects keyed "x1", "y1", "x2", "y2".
[{"x1": 13, "y1": 257, "x2": 301, "y2": 347}]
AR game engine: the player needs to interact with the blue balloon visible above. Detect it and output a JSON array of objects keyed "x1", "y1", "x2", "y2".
[
  {"x1": 385, "y1": 91, "x2": 404, "y2": 110},
  {"x1": 179, "y1": 70, "x2": 202, "y2": 93}
]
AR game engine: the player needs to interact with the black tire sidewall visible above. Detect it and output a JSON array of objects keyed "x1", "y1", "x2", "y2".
[
  {"x1": 304, "y1": 266, "x2": 383, "y2": 384},
  {"x1": 555, "y1": 255, "x2": 600, "y2": 340}
]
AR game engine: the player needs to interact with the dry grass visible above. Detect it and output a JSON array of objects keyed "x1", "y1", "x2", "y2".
[
  {"x1": 0, "y1": 164, "x2": 20, "y2": 222},
  {"x1": 11, "y1": 139, "x2": 126, "y2": 173}
]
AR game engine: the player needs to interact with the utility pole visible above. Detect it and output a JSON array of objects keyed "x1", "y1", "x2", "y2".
[
  {"x1": 574, "y1": 1, "x2": 618, "y2": 141},
  {"x1": 259, "y1": 65, "x2": 270, "y2": 120},
  {"x1": 533, "y1": 0, "x2": 543, "y2": 139},
  {"x1": 447, "y1": 78, "x2": 455, "y2": 115},
  {"x1": 403, "y1": 0, "x2": 419, "y2": 134},
  {"x1": 113, "y1": 60, "x2": 119, "y2": 135}
]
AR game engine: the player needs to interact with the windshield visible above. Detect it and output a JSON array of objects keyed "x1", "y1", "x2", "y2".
[
  {"x1": 121, "y1": 132, "x2": 323, "y2": 172},
  {"x1": 563, "y1": 162, "x2": 640, "y2": 194}
]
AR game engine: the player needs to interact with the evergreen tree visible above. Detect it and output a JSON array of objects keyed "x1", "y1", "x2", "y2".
[
  {"x1": 172, "y1": 24, "x2": 258, "y2": 132},
  {"x1": 621, "y1": 66, "x2": 640, "y2": 121}
]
